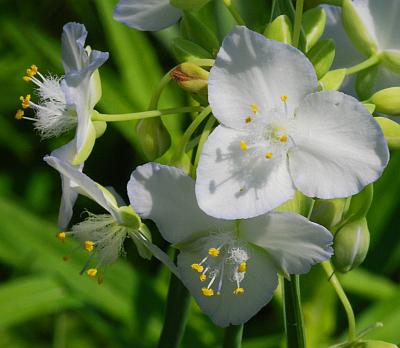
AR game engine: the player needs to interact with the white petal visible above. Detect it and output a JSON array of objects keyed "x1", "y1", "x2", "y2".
[
  {"x1": 177, "y1": 242, "x2": 278, "y2": 327},
  {"x1": 44, "y1": 155, "x2": 121, "y2": 221},
  {"x1": 195, "y1": 126, "x2": 295, "y2": 219},
  {"x1": 240, "y1": 212, "x2": 333, "y2": 275},
  {"x1": 61, "y1": 22, "x2": 88, "y2": 73},
  {"x1": 128, "y1": 163, "x2": 232, "y2": 244},
  {"x1": 113, "y1": 0, "x2": 181, "y2": 31},
  {"x1": 288, "y1": 91, "x2": 389, "y2": 198},
  {"x1": 208, "y1": 26, "x2": 317, "y2": 130}
]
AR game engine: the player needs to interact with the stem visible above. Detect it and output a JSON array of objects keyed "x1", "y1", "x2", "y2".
[
  {"x1": 148, "y1": 70, "x2": 173, "y2": 110},
  {"x1": 223, "y1": 325, "x2": 244, "y2": 348},
  {"x1": 171, "y1": 105, "x2": 212, "y2": 164},
  {"x1": 93, "y1": 106, "x2": 203, "y2": 122},
  {"x1": 223, "y1": 0, "x2": 246, "y2": 25},
  {"x1": 321, "y1": 261, "x2": 357, "y2": 342},
  {"x1": 158, "y1": 260, "x2": 191, "y2": 348},
  {"x1": 283, "y1": 275, "x2": 306, "y2": 348},
  {"x1": 345, "y1": 54, "x2": 380, "y2": 75},
  {"x1": 293, "y1": 0, "x2": 305, "y2": 49}
]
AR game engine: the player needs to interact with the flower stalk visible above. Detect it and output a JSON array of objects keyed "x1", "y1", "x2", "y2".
[
  {"x1": 346, "y1": 54, "x2": 380, "y2": 75},
  {"x1": 293, "y1": 0, "x2": 305, "y2": 48},
  {"x1": 223, "y1": 0, "x2": 246, "y2": 25},
  {"x1": 223, "y1": 324, "x2": 244, "y2": 348}
]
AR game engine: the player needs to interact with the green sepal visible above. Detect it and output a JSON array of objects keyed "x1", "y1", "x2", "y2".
[
  {"x1": 132, "y1": 223, "x2": 152, "y2": 260},
  {"x1": 172, "y1": 38, "x2": 212, "y2": 62},
  {"x1": 180, "y1": 11, "x2": 219, "y2": 55},
  {"x1": 274, "y1": 191, "x2": 314, "y2": 217},
  {"x1": 263, "y1": 15, "x2": 292, "y2": 45},
  {"x1": 170, "y1": 0, "x2": 210, "y2": 11},
  {"x1": 332, "y1": 217, "x2": 370, "y2": 273},
  {"x1": 381, "y1": 49, "x2": 400, "y2": 74},
  {"x1": 369, "y1": 87, "x2": 400, "y2": 115},
  {"x1": 71, "y1": 122, "x2": 96, "y2": 165},
  {"x1": 356, "y1": 65, "x2": 378, "y2": 100},
  {"x1": 362, "y1": 103, "x2": 376, "y2": 114},
  {"x1": 310, "y1": 198, "x2": 347, "y2": 230},
  {"x1": 342, "y1": 0, "x2": 378, "y2": 56},
  {"x1": 307, "y1": 39, "x2": 335, "y2": 79},
  {"x1": 375, "y1": 117, "x2": 400, "y2": 150},
  {"x1": 93, "y1": 120, "x2": 107, "y2": 138},
  {"x1": 343, "y1": 184, "x2": 373, "y2": 223},
  {"x1": 118, "y1": 205, "x2": 141, "y2": 230},
  {"x1": 302, "y1": 7, "x2": 326, "y2": 52},
  {"x1": 136, "y1": 118, "x2": 171, "y2": 161},
  {"x1": 353, "y1": 340, "x2": 399, "y2": 348},
  {"x1": 318, "y1": 69, "x2": 346, "y2": 91}
]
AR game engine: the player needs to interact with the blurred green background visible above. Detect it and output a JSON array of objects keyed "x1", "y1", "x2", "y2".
[{"x1": 0, "y1": 1, "x2": 399, "y2": 347}]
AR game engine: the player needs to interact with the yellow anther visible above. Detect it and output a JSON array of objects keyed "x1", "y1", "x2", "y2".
[
  {"x1": 279, "y1": 134, "x2": 288, "y2": 142},
  {"x1": 191, "y1": 263, "x2": 204, "y2": 273},
  {"x1": 265, "y1": 152, "x2": 273, "y2": 159},
  {"x1": 87, "y1": 268, "x2": 98, "y2": 277},
  {"x1": 201, "y1": 287, "x2": 214, "y2": 297},
  {"x1": 280, "y1": 95, "x2": 288, "y2": 102},
  {"x1": 238, "y1": 262, "x2": 247, "y2": 273},
  {"x1": 233, "y1": 287, "x2": 245, "y2": 295},
  {"x1": 15, "y1": 109, "x2": 24, "y2": 120},
  {"x1": 199, "y1": 274, "x2": 207, "y2": 282},
  {"x1": 25, "y1": 65, "x2": 38, "y2": 77},
  {"x1": 208, "y1": 248, "x2": 220, "y2": 257},
  {"x1": 20, "y1": 94, "x2": 31, "y2": 109},
  {"x1": 22, "y1": 76, "x2": 31, "y2": 82},
  {"x1": 57, "y1": 231, "x2": 66, "y2": 242},
  {"x1": 84, "y1": 240, "x2": 95, "y2": 252},
  {"x1": 245, "y1": 116, "x2": 252, "y2": 124},
  {"x1": 240, "y1": 140, "x2": 248, "y2": 151},
  {"x1": 251, "y1": 103, "x2": 258, "y2": 114},
  {"x1": 30, "y1": 65, "x2": 38, "y2": 74}
]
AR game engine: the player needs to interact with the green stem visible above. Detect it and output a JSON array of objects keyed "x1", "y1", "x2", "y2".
[
  {"x1": 148, "y1": 70, "x2": 173, "y2": 110},
  {"x1": 345, "y1": 54, "x2": 380, "y2": 75},
  {"x1": 158, "y1": 256, "x2": 191, "y2": 348},
  {"x1": 223, "y1": 325, "x2": 244, "y2": 348},
  {"x1": 293, "y1": 0, "x2": 305, "y2": 49},
  {"x1": 93, "y1": 106, "x2": 203, "y2": 122},
  {"x1": 171, "y1": 105, "x2": 212, "y2": 164},
  {"x1": 321, "y1": 261, "x2": 356, "y2": 342},
  {"x1": 283, "y1": 275, "x2": 306, "y2": 348},
  {"x1": 223, "y1": 0, "x2": 246, "y2": 25}
]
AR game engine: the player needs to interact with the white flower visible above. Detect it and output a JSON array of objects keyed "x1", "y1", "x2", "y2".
[
  {"x1": 18, "y1": 22, "x2": 109, "y2": 165},
  {"x1": 44, "y1": 155, "x2": 177, "y2": 278},
  {"x1": 113, "y1": 0, "x2": 181, "y2": 31},
  {"x1": 323, "y1": 1, "x2": 400, "y2": 94},
  {"x1": 128, "y1": 162, "x2": 333, "y2": 327},
  {"x1": 195, "y1": 26, "x2": 389, "y2": 220}
]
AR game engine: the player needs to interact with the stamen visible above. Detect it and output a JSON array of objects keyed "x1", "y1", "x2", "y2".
[
  {"x1": 23, "y1": 65, "x2": 38, "y2": 82},
  {"x1": 233, "y1": 287, "x2": 245, "y2": 295},
  {"x1": 279, "y1": 134, "x2": 288, "y2": 142},
  {"x1": 265, "y1": 152, "x2": 273, "y2": 159},
  {"x1": 57, "y1": 231, "x2": 66, "y2": 242},
  {"x1": 201, "y1": 287, "x2": 214, "y2": 296},
  {"x1": 191, "y1": 263, "x2": 204, "y2": 273},
  {"x1": 251, "y1": 103, "x2": 258, "y2": 114},
  {"x1": 240, "y1": 140, "x2": 248, "y2": 151},
  {"x1": 84, "y1": 240, "x2": 95, "y2": 252},
  {"x1": 208, "y1": 248, "x2": 220, "y2": 257},
  {"x1": 280, "y1": 95, "x2": 288, "y2": 102},
  {"x1": 15, "y1": 109, "x2": 24, "y2": 120},
  {"x1": 245, "y1": 116, "x2": 252, "y2": 124},
  {"x1": 238, "y1": 262, "x2": 246, "y2": 273},
  {"x1": 199, "y1": 274, "x2": 207, "y2": 282},
  {"x1": 87, "y1": 268, "x2": 98, "y2": 277},
  {"x1": 20, "y1": 95, "x2": 31, "y2": 109}
]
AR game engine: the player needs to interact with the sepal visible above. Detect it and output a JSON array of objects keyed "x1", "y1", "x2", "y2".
[
  {"x1": 302, "y1": 7, "x2": 326, "y2": 52},
  {"x1": 263, "y1": 15, "x2": 292, "y2": 45}
]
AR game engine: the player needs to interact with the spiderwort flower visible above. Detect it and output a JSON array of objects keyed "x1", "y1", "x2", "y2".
[
  {"x1": 195, "y1": 26, "x2": 389, "y2": 220},
  {"x1": 16, "y1": 22, "x2": 109, "y2": 165},
  {"x1": 128, "y1": 163, "x2": 333, "y2": 327},
  {"x1": 44, "y1": 155, "x2": 177, "y2": 279},
  {"x1": 113, "y1": 0, "x2": 181, "y2": 31}
]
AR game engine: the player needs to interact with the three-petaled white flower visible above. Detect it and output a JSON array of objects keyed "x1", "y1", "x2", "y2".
[
  {"x1": 195, "y1": 26, "x2": 389, "y2": 220},
  {"x1": 128, "y1": 162, "x2": 333, "y2": 327},
  {"x1": 44, "y1": 155, "x2": 177, "y2": 278},
  {"x1": 113, "y1": 0, "x2": 181, "y2": 31},
  {"x1": 18, "y1": 22, "x2": 109, "y2": 165}
]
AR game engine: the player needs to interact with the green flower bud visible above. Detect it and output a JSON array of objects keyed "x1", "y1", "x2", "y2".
[
  {"x1": 342, "y1": 0, "x2": 378, "y2": 56},
  {"x1": 332, "y1": 218, "x2": 370, "y2": 273},
  {"x1": 363, "y1": 103, "x2": 376, "y2": 114},
  {"x1": 136, "y1": 118, "x2": 171, "y2": 160},
  {"x1": 370, "y1": 87, "x2": 400, "y2": 115},
  {"x1": 172, "y1": 38, "x2": 212, "y2": 62},
  {"x1": 171, "y1": 63, "x2": 209, "y2": 97},
  {"x1": 302, "y1": 7, "x2": 326, "y2": 52},
  {"x1": 375, "y1": 117, "x2": 400, "y2": 150},
  {"x1": 310, "y1": 198, "x2": 347, "y2": 230},
  {"x1": 170, "y1": 0, "x2": 210, "y2": 11},
  {"x1": 263, "y1": 15, "x2": 292, "y2": 45},
  {"x1": 353, "y1": 340, "x2": 398, "y2": 348},
  {"x1": 274, "y1": 191, "x2": 314, "y2": 217},
  {"x1": 343, "y1": 184, "x2": 373, "y2": 223},
  {"x1": 318, "y1": 69, "x2": 346, "y2": 91},
  {"x1": 307, "y1": 39, "x2": 335, "y2": 79},
  {"x1": 381, "y1": 50, "x2": 400, "y2": 74},
  {"x1": 356, "y1": 66, "x2": 378, "y2": 100}
]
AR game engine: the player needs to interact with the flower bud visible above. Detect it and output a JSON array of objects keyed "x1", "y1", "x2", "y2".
[
  {"x1": 263, "y1": 15, "x2": 292, "y2": 45},
  {"x1": 318, "y1": 69, "x2": 346, "y2": 91},
  {"x1": 302, "y1": 7, "x2": 326, "y2": 52},
  {"x1": 170, "y1": 0, "x2": 210, "y2": 11},
  {"x1": 342, "y1": 0, "x2": 378, "y2": 56},
  {"x1": 356, "y1": 66, "x2": 378, "y2": 100},
  {"x1": 375, "y1": 117, "x2": 400, "y2": 150},
  {"x1": 307, "y1": 39, "x2": 335, "y2": 79},
  {"x1": 343, "y1": 184, "x2": 373, "y2": 223},
  {"x1": 274, "y1": 191, "x2": 313, "y2": 217},
  {"x1": 352, "y1": 340, "x2": 398, "y2": 348},
  {"x1": 332, "y1": 218, "x2": 370, "y2": 273},
  {"x1": 370, "y1": 87, "x2": 400, "y2": 115},
  {"x1": 310, "y1": 198, "x2": 347, "y2": 230},
  {"x1": 136, "y1": 118, "x2": 171, "y2": 160},
  {"x1": 362, "y1": 103, "x2": 375, "y2": 114},
  {"x1": 172, "y1": 38, "x2": 212, "y2": 62}
]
